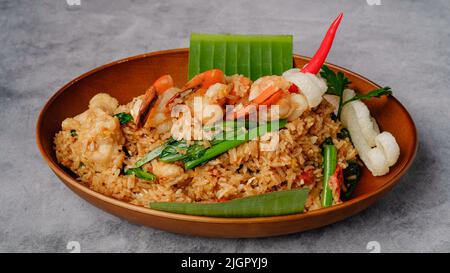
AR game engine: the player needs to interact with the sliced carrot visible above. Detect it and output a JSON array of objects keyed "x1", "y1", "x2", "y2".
[
  {"x1": 232, "y1": 90, "x2": 284, "y2": 120},
  {"x1": 252, "y1": 86, "x2": 280, "y2": 104},
  {"x1": 260, "y1": 90, "x2": 284, "y2": 106}
]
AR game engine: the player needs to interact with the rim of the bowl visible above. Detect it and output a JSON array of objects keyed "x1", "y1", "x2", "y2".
[{"x1": 36, "y1": 48, "x2": 418, "y2": 224}]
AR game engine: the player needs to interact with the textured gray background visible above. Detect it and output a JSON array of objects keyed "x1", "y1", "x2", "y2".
[{"x1": 0, "y1": 0, "x2": 449, "y2": 253}]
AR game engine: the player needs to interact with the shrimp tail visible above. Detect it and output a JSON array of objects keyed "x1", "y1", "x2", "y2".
[{"x1": 135, "y1": 86, "x2": 157, "y2": 128}]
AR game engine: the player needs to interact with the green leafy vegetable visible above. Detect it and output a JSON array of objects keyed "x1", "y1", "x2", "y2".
[
  {"x1": 337, "y1": 128, "x2": 350, "y2": 140},
  {"x1": 159, "y1": 140, "x2": 208, "y2": 163},
  {"x1": 184, "y1": 139, "x2": 244, "y2": 170},
  {"x1": 134, "y1": 144, "x2": 166, "y2": 168},
  {"x1": 149, "y1": 189, "x2": 309, "y2": 217},
  {"x1": 322, "y1": 137, "x2": 333, "y2": 146},
  {"x1": 157, "y1": 121, "x2": 245, "y2": 164},
  {"x1": 320, "y1": 65, "x2": 350, "y2": 119},
  {"x1": 114, "y1": 112, "x2": 133, "y2": 125},
  {"x1": 184, "y1": 119, "x2": 287, "y2": 170},
  {"x1": 158, "y1": 142, "x2": 189, "y2": 163},
  {"x1": 322, "y1": 144, "x2": 337, "y2": 208},
  {"x1": 203, "y1": 120, "x2": 255, "y2": 133},
  {"x1": 330, "y1": 112, "x2": 338, "y2": 121},
  {"x1": 70, "y1": 130, "x2": 77, "y2": 137},
  {"x1": 341, "y1": 87, "x2": 392, "y2": 107},
  {"x1": 159, "y1": 120, "x2": 257, "y2": 164},
  {"x1": 135, "y1": 120, "x2": 286, "y2": 170},
  {"x1": 320, "y1": 65, "x2": 392, "y2": 119},
  {"x1": 135, "y1": 121, "x2": 244, "y2": 168},
  {"x1": 341, "y1": 161, "x2": 361, "y2": 201},
  {"x1": 321, "y1": 65, "x2": 351, "y2": 97},
  {"x1": 189, "y1": 33, "x2": 293, "y2": 81},
  {"x1": 125, "y1": 167, "x2": 156, "y2": 181}
]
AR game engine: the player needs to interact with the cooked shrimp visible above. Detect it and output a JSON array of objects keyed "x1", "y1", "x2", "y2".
[
  {"x1": 88, "y1": 93, "x2": 119, "y2": 115},
  {"x1": 182, "y1": 71, "x2": 229, "y2": 126},
  {"x1": 234, "y1": 75, "x2": 309, "y2": 121},
  {"x1": 144, "y1": 86, "x2": 181, "y2": 132},
  {"x1": 226, "y1": 74, "x2": 252, "y2": 105},
  {"x1": 248, "y1": 76, "x2": 290, "y2": 102},
  {"x1": 61, "y1": 105, "x2": 125, "y2": 172},
  {"x1": 151, "y1": 160, "x2": 185, "y2": 179},
  {"x1": 204, "y1": 83, "x2": 229, "y2": 105},
  {"x1": 181, "y1": 69, "x2": 226, "y2": 96},
  {"x1": 131, "y1": 75, "x2": 181, "y2": 133},
  {"x1": 286, "y1": 93, "x2": 309, "y2": 121},
  {"x1": 132, "y1": 75, "x2": 174, "y2": 127},
  {"x1": 201, "y1": 103, "x2": 225, "y2": 125},
  {"x1": 170, "y1": 104, "x2": 194, "y2": 140}
]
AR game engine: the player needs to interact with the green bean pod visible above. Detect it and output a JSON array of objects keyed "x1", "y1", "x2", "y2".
[
  {"x1": 149, "y1": 189, "x2": 309, "y2": 217},
  {"x1": 321, "y1": 144, "x2": 337, "y2": 208}
]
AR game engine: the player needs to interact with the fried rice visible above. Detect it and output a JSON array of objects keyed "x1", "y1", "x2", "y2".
[{"x1": 54, "y1": 96, "x2": 358, "y2": 212}]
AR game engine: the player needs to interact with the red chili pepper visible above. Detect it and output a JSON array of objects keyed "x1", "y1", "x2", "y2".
[
  {"x1": 298, "y1": 169, "x2": 314, "y2": 185},
  {"x1": 218, "y1": 197, "x2": 230, "y2": 203},
  {"x1": 301, "y1": 13, "x2": 343, "y2": 75},
  {"x1": 329, "y1": 165, "x2": 344, "y2": 201},
  {"x1": 288, "y1": 83, "x2": 299, "y2": 93}
]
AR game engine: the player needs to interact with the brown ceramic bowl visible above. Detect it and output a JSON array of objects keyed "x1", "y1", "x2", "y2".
[{"x1": 36, "y1": 49, "x2": 417, "y2": 238}]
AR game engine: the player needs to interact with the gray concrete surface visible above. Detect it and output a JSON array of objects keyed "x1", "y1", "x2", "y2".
[{"x1": 0, "y1": 0, "x2": 449, "y2": 253}]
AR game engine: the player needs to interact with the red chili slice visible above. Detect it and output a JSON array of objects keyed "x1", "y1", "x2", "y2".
[
  {"x1": 288, "y1": 83, "x2": 299, "y2": 93},
  {"x1": 298, "y1": 169, "x2": 314, "y2": 185}
]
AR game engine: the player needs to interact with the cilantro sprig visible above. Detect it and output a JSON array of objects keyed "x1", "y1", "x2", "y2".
[
  {"x1": 320, "y1": 65, "x2": 351, "y2": 97},
  {"x1": 114, "y1": 112, "x2": 133, "y2": 125},
  {"x1": 342, "y1": 87, "x2": 392, "y2": 107},
  {"x1": 320, "y1": 65, "x2": 392, "y2": 119}
]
